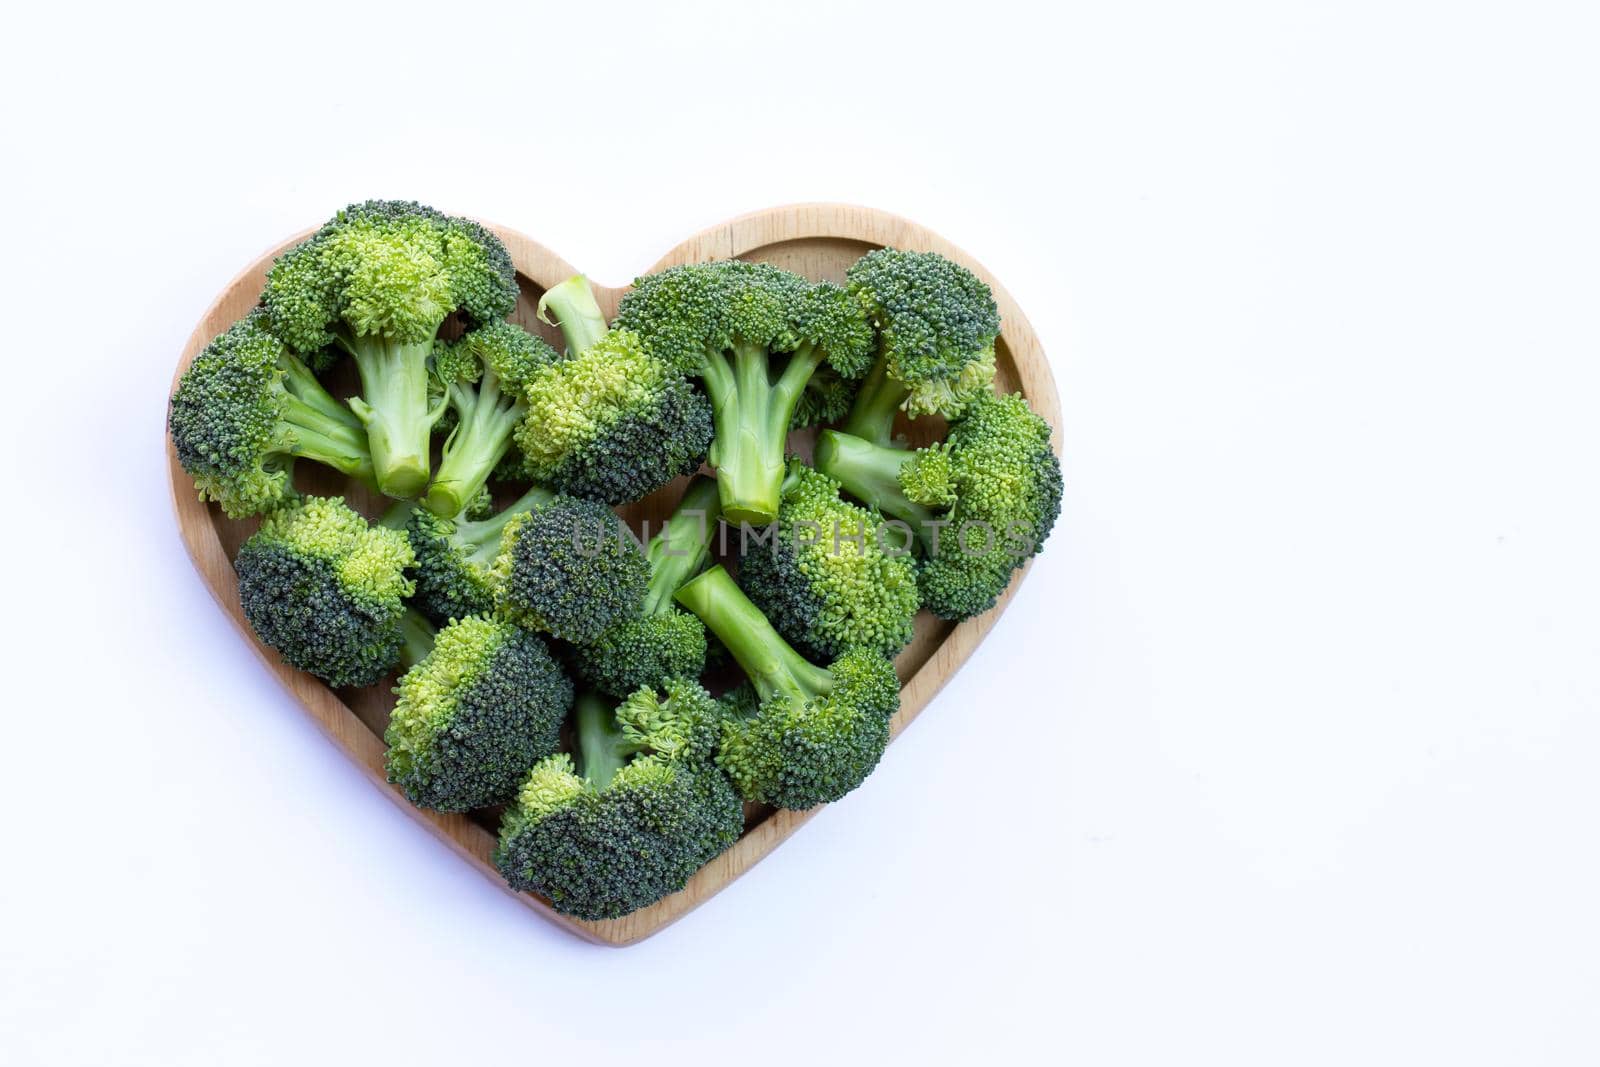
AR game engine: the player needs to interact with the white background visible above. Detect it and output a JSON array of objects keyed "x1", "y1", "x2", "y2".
[{"x1": 4, "y1": 1, "x2": 1598, "y2": 1063}]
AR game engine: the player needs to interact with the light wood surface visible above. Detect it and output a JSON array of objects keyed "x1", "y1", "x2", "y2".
[{"x1": 166, "y1": 204, "x2": 1062, "y2": 946}]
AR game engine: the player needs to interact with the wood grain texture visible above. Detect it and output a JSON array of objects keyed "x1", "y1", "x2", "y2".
[{"x1": 166, "y1": 204, "x2": 1061, "y2": 946}]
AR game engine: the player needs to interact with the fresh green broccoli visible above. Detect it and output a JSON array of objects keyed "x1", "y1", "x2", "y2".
[
  {"x1": 234, "y1": 496, "x2": 416, "y2": 687},
  {"x1": 168, "y1": 310, "x2": 374, "y2": 518},
  {"x1": 494, "y1": 682, "x2": 743, "y2": 920},
  {"x1": 737, "y1": 458, "x2": 920, "y2": 661},
  {"x1": 573, "y1": 475, "x2": 720, "y2": 696},
  {"x1": 840, "y1": 248, "x2": 1000, "y2": 444},
  {"x1": 385, "y1": 612, "x2": 573, "y2": 812},
  {"x1": 402, "y1": 486, "x2": 543, "y2": 626},
  {"x1": 614, "y1": 260, "x2": 873, "y2": 525},
  {"x1": 487, "y1": 491, "x2": 651, "y2": 644},
  {"x1": 815, "y1": 389, "x2": 1063, "y2": 619},
  {"x1": 262, "y1": 200, "x2": 519, "y2": 498},
  {"x1": 512, "y1": 275, "x2": 712, "y2": 504},
  {"x1": 789, "y1": 363, "x2": 859, "y2": 430},
  {"x1": 674, "y1": 565, "x2": 900, "y2": 809},
  {"x1": 423, "y1": 321, "x2": 559, "y2": 518}
]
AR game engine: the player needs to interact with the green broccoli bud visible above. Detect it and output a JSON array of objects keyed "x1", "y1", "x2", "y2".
[
  {"x1": 168, "y1": 310, "x2": 374, "y2": 518},
  {"x1": 494, "y1": 682, "x2": 742, "y2": 920},
  {"x1": 234, "y1": 496, "x2": 416, "y2": 686},
  {"x1": 675, "y1": 565, "x2": 900, "y2": 810},
  {"x1": 385, "y1": 614, "x2": 573, "y2": 812}
]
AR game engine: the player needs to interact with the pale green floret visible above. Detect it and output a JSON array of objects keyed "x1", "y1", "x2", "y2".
[
  {"x1": 512, "y1": 753, "x2": 588, "y2": 821},
  {"x1": 897, "y1": 441, "x2": 957, "y2": 508}
]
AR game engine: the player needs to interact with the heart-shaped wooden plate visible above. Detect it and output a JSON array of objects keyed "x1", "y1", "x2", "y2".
[{"x1": 167, "y1": 204, "x2": 1061, "y2": 945}]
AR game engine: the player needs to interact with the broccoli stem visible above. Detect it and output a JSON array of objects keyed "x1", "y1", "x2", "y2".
[
  {"x1": 397, "y1": 609, "x2": 437, "y2": 671},
  {"x1": 675, "y1": 566, "x2": 832, "y2": 705},
  {"x1": 454, "y1": 484, "x2": 555, "y2": 567},
  {"x1": 537, "y1": 275, "x2": 609, "y2": 356},
  {"x1": 642, "y1": 476, "x2": 722, "y2": 615},
  {"x1": 708, "y1": 341, "x2": 819, "y2": 526},
  {"x1": 840, "y1": 356, "x2": 909, "y2": 445},
  {"x1": 423, "y1": 369, "x2": 528, "y2": 518},
  {"x1": 573, "y1": 691, "x2": 639, "y2": 789},
  {"x1": 341, "y1": 334, "x2": 445, "y2": 498},
  {"x1": 813, "y1": 430, "x2": 940, "y2": 553}
]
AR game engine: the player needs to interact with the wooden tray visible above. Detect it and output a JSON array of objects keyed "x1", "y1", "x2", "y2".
[{"x1": 166, "y1": 204, "x2": 1062, "y2": 945}]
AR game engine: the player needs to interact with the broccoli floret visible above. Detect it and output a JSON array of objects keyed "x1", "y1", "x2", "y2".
[
  {"x1": 494, "y1": 681, "x2": 743, "y2": 920},
  {"x1": 789, "y1": 362, "x2": 859, "y2": 430},
  {"x1": 234, "y1": 496, "x2": 416, "y2": 687},
  {"x1": 615, "y1": 261, "x2": 873, "y2": 525},
  {"x1": 488, "y1": 492, "x2": 651, "y2": 644},
  {"x1": 515, "y1": 277, "x2": 711, "y2": 504},
  {"x1": 573, "y1": 476, "x2": 720, "y2": 696},
  {"x1": 168, "y1": 311, "x2": 374, "y2": 518},
  {"x1": 841, "y1": 248, "x2": 1000, "y2": 444},
  {"x1": 815, "y1": 390, "x2": 1063, "y2": 619},
  {"x1": 263, "y1": 200, "x2": 519, "y2": 498},
  {"x1": 738, "y1": 459, "x2": 919, "y2": 661},
  {"x1": 385, "y1": 613, "x2": 573, "y2": 812},
  {"x1": 422, "y1": 321, "x2": 559, "y2": 518},
  {"x1": 404, "y1": 485, "x2": 549, "y2": 625},
  {"x1": 674, "y1": 565, "x2": 900, "y2": 809}
]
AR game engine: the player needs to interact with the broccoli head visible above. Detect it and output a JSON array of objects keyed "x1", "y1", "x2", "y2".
[
  {"x1": 234, "y1": 496, "x2": 416, "y2": 687},
  {"x1": 168, "y1": 310, "x2": 374, "y2": 518},
  {"x1": 423, "y1": 321, "x2": 559, "y2": 518},
  {"x1": 263, "y1": 200, "x2": 519, "y2": 497},
  {"x1": 515, "y1": 325, "x2": 712, "y2": 505},
  {"x1": 404, "y1": 485, "x2": 548, "y2": 625},
  {"x1": 815, "y1": 389, "x2": 1063, "y2": 620},
  {"x1": 615, "y1": 260, "x2": 873, "y2": 525},
  {"x1": 675, "y1": 565, "x2": 900, "y2": 809},
  {"x1": 841, "y1": 248, "x2": 999, "y2": 443},
  {"x1": 573, "y1": 475, "x2": 720, "y2": 696},
  {"x1": 385, "y1": 613, "x2": 573, "y2": 812},
  {"x1": 494, "y1": 681, "x2": 743, "y2": 920},
  {"x1": 487, "y1": 492, "x2": 651, "y2": 644},
  {"x1": 737, "y1": 459, "x2": 919, "y2": 661}
]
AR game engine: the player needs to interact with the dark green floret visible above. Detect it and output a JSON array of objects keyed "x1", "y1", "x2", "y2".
[
  {"x1": 385, "y1": 613, "x2": 573, "y2": 812},
  {"x1": 424, "y1": 321, "x2": 559, "y2": 518},
  {"x1": 168, "y1": 310, "x2": 374, "y2": 518},
  {"x1": 494, "y1": 682, "x2": 743, "y2": 920},
  {"x1": 675, "y1": 565, "x2": 900, "y2": 809},
  {"x1": 615, "y1": 260, "x2": 873, "y2": 524},
  {"x1": 234, "y1": 496, "x2": 416, "y2": 687},
  {"x1": 517, "y1": 276, "x2": 711, "y2": 504},
  {"x1": 489, "y1": 493, "x2": 651, "y2": 644},
  {"x1": 574, "y1": 476, "x2": 720, "y2": 696},
  {"x1": 403, "y1": 485, "x2": 549, "y2": 626},
  {"x1": 815, "y1": 389, "x2": 1062, "y2": 620},
  {"x1": 842, "y1": 248, "x2": 1000, "y2": 444},
  {"x1": 262, "y1": 200, "x2": 519, "y2": 498},
  {"x1": 738, "y1": 458, "x2": 920, "y2": 661}
]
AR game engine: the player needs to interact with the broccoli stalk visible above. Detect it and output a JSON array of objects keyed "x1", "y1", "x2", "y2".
[
  {"x1": 343, "y1": 335, "x2": 446, "y2": 498},
  {"x1": 675, "y1": 565, "x2": 901, "y2": 809},
  {"x1": 642, "y1": 475, "x2": 721, "y2": 615},
  {"x1": 711, "y1": 334, "x2": 826, "y2": 526},
  {"x1": 424, "y1": 323, "x2": 557, "y2": 518},
  {"x1": 676, "y1": 565, "x2": 832, "y2": 702},
  {"x1": 571, "y1": 690, "x2": 635, "y2": 788},
  {"x1": 813, "y1": 429, "x2": 942, "y2": 552},
  {"x1": 536, "y1": 274, "x2": 609, "y2": 357},
  {"x1": 397, "y1": 608, "x2": 438, "y2": 669}
]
